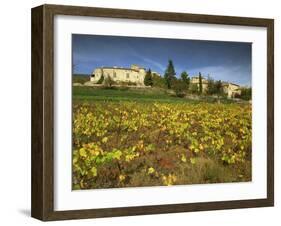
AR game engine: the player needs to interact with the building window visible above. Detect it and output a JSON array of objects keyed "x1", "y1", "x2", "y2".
[{"x1": 126, "y1": 73, "x2": 130, "y2": 79}]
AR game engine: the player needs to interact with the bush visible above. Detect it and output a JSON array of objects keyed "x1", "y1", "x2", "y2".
[
  {"x1": 152, "y1": 74, "x2": 166, "y2": 88},
  {"x1": 190, "y1": 83, "x2": 199, "y2": 94},
  {"x1": 97, "y1": 74, "x2": 104, "y2": 84},
  {"x1": 119, "y1": 81, "x2": 137, "y2": 86},
  {"x1": 171, "y1": 79, "x2": 187, "y2": 98},
  {"x1": 206, "y1": 76, "x2": 224, "y2": 97},
  {"x1": 239, "y1": 88, "x2": 252, "y2": 100},
  {"x1": 180, "y1": 71, "x2": 190, "y2": 90},
  {"x1": 127, "y1": 81, "x2": 137, "y2": 86},
  {"x1": 144, "y1": 69, "x2": 153, "y2": 86},
  {"x1": 104, "y1": 76, "x2": 115, "y2": 88}
]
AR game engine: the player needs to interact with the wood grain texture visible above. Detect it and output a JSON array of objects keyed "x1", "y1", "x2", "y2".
[
  {"x1": 31, "y1": 5, "x2": 55, "y2": 220},
  {"x1": 31, "y1": 4, "x2": 274, "y2": 221},
  {"x1": 31, "y1": 5, "x2": 44, "y2": 220},
  {"x1": 267, "y1": 19, "x2": 274, "y2": 206}
]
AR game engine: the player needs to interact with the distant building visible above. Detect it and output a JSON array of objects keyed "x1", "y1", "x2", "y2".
[
  {"x1": 90, "y1": 65, "x2": 243, "y2": 98},
  {"x1": 190, "y1": 75, "x2": 242, "y2": 98},
  {"x1": 90, "y1": 64, "x2": 147, "y2": 86},
  {"x1": 190, "y1": 76, "x2": 208, "y2": 92},
  {"x1": 222, "y1": 82, "x2": 241, "y2": 98}
]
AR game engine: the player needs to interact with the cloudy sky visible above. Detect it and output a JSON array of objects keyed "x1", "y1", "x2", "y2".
[{"x1": 72, "y1": 34, "x2": 252, "y2": 86}]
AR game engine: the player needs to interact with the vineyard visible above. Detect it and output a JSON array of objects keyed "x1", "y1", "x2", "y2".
[{"x1": 72, "y1": 100, "x2": 252, "y2": 189}]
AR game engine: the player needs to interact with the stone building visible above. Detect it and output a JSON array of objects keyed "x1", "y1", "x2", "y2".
[
  {"x1": 90, "y1": 64, "x2": 146, "y2": 86},
  {"x1": 222, "y1": 82, "x2": 241, "y2": 98},
  {"x1": 190, "y1": 76, "x2": 208, "y2": 92},
  {"x1": 90, "y1": 65, "x2": 242, "y2": 98},
  {"x1": 190, "y1": 75, "x2": 241, "y2": 98}
]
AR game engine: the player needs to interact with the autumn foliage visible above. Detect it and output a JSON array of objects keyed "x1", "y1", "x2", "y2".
[{"x1": 72, "y1": 101, "x2": 251, "y2": 189}]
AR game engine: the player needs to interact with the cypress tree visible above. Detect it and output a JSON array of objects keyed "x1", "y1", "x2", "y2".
[
  {"x1": 199, "y1": 72, "x2": 203, "y2": 94},
  {"x1": 144, "y1": 69, "x2": 153, "y2": 86},
  {"x1": 164, "y1": 60, "x2": 176, "y2": 89}
]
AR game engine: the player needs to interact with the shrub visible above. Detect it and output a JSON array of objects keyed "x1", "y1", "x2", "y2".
[
  {"x1": 239, "y1": 87, "x2": 252, "y2": 100},
  {"x1": 171, "y1": 79, "x2": 186, "y2": 98},
  {"x1": 97, "y1": 74, "x2": 104, "y2": 84},
  {"x1": 144, "y1": 69, "x2": 153, "y2": 86},
  {"x1": 104, "y1": 76, "x2": 115, "y2": 87}
]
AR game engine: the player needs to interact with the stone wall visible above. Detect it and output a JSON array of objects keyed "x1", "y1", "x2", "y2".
[{"x1": 90, "y1": 65, "x2": 146, "y2": 86}]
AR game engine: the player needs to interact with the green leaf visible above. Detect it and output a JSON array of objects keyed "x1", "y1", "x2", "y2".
[
  {"x1": 79, "y1": 148, "x2": 87, "y2": 157},
  {"x1": 181, "y1": 154, "x2": 187, "y2": 163},
  {"x1": 102, "y1": 137, "x2": 108, "y2": 143},
  {"x1": 91, "y1": 166, "x2": 97, "y2": 177},
  {"x1": 147, "y1": 167, "x2": 155, "y2": 174},
  {"x1": 190, "y1": 157, "x2": 196, "y2": 165},
  {"x1": 112, "y1": 150, "x2": 122, "y2": 160}
]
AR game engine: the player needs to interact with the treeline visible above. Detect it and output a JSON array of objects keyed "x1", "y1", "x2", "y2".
[
  {"x1": 73, "y1": 74, "x2": 90, "y2": 84},
  {"x1": 237, "y1": 87, "x2": 252, "y2": 101},
  {"x1": 144, "y1": 60, "x2": 191, "y2": 94},
  {"x1": 144, "y1": 59, "x2": 251, "y2": 100},
  {"x1": 144, "y1": 60, "x2": 224, "y2": 97}
]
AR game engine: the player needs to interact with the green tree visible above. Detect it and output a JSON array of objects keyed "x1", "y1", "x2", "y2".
[
  {"x1": 215, "y1": 80, "x2": 223, "y2": 96},
  {"x1": 199, "y1": 72, "x2": 203, "y2": 94},
  {"x1": 180, "y1": 71, "x2": 190, "y2": 90},
  {"x1": 104, "y1": 75, "x2": 115, "y2": 88},
  {"x1": 190, "y1": 83, "x2": 199, "y2": 94},
  {"x1": 151, "y1": 73, "x2": 166, "y2": 88},
  {"x1": 97, "y1": 74, "x2": 104, "y2": 84},
  {"x1": 239, "y1": 87, "x2": 252, "y2": 100},
  {"x1": 206, "y1": 76, "x2": 216, "y2": 95},
  {"x1": 172, "y1": 78, "x2": 186, "y2": 98},
  {"x1": 164, "y1": 60, "x2": 176, "y2": 89},
  {"x1": 144, "y1": 69, "x2": 153, "y2": 86}
]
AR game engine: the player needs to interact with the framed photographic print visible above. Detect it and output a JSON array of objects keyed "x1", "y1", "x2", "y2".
[{"x1": 31, "y1": 4, "x2": 274, "y2": 221}]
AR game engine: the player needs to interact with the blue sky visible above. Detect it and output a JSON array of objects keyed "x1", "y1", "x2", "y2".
[{"x1": 72, "y1": 34, "x2": 252, "y2": 86}]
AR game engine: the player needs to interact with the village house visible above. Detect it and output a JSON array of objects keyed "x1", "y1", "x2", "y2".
[
  {"x1": 222, "y1": 82, "x2": 241, "y2": 98},
  {"x1": 190, "y1": 75, "x2": 241, "y2": 98},
  {"x1": 190, "y1": 76, "x2": 208, "y2": 92},
  {"x1": 90, "y1": 64, "x2": 147, "y2": 86}
]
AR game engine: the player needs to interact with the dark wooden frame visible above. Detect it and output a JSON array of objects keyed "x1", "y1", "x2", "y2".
[{"x1": 31, "y1": 4, "x2": 274, "y2": 221}]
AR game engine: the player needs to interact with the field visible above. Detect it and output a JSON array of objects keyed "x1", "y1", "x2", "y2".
[
  {"x1": 73, "y1": 86, "x2": 236, "y2": 103},
  {"x1": 72, "y1": 86, "x2": 252, "y2": 189}
]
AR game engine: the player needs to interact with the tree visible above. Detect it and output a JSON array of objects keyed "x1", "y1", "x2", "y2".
[
  {"x1": 239, "y1": 87, "x2": 252, "y2": 100},
  {"x1": 206, "y1": 76, "x2": 216, "y2": 95},
  {"x1": 172, "y1": 79, "x2": 186, "y2": 98},
  {"x1": 104, "y1": 75, "x2": 115, "y2": 88},
  {"x1": 215, "y1": 80, "x2": 223, "y2": 96},
  {"x1": 152, "y1": 73, "x2": 166, "y2": 88},
  {"x1": 199, "y1": 72, "x2": 203, "y2": 94},
  {"x1": 97, "y1": 74, "x2": 104, "y2": 84},
  {"x1": 144, "y1": 69, "x2": 153, "y2": 86},
  {"x1": 164, "y1": 60, "x2": 176, "y2": 89},
  {"x1": 190, "y1": 83, "x2": 199, "y2": 94},
  {"x1": 180, "y1": 71, "x2": 190, "y2": 90}
]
